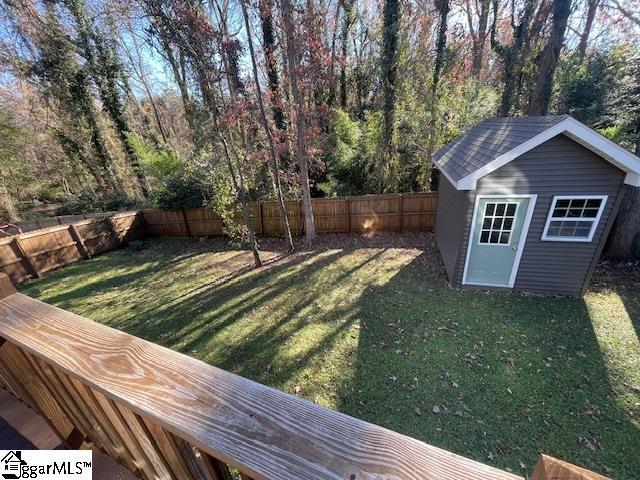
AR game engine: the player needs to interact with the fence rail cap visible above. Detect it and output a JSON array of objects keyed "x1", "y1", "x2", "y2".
[{"x1": 0, "y1": 292, "x2": 521, "y2": 480}]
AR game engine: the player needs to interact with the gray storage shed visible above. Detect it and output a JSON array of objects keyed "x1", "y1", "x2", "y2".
[{"x1": 434, "y1": 115, "x2": 640, "y2": 296}]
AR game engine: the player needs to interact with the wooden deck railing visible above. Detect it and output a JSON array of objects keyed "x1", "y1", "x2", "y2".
[{"x1": 0, "y1": 274, "x2": 608, "y2": 479}]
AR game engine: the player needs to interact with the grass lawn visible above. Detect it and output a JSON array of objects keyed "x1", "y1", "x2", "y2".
[{"x1": 20, "y1": 235, "x2": 640, "y2": 479}]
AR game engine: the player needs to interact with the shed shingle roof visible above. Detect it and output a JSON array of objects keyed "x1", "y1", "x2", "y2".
[{"x1": 434, "y1": 115, "x2": 570, "y2": 183}]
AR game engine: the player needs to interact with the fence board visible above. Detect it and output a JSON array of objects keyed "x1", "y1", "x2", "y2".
[
  {"x1": 0, "y1": 212, "x2": 146, "y2": 286},
  {"x1": 147, "y1": 192, "x2": 437, "y2": 238},
  {"x1": 11, "y1": 212, "x2": 124, "y2": 234}
]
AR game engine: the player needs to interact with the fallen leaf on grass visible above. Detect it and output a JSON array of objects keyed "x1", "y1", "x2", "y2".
[{"x1": 579, "y1": 436, "x2": 600, "y2": 451}]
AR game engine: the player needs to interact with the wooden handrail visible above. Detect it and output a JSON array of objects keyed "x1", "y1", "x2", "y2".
[
  {"x1": 0, "y1": 273, "x2": 519, "y2": 480},
  {"x1": 531, "y1": 455, "x2": 610, "y2": 480},
  {"x1": 0, "y1": 274, "x2": 611, "y2": 480}
]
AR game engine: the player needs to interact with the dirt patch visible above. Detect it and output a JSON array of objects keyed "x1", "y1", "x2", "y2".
[{"x1": 590, "y1": 259, "x2": 640, "y2": 293}]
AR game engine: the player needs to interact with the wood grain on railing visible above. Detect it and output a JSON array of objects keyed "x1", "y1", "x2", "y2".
[
  {"x1": 531, "y1": 455, "x2": 610, "y2": 480},
  {"x1": 0, "y1": 273, "x2": 520, "y2": 480}
]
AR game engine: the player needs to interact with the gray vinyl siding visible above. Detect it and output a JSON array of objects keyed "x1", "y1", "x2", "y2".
[
  {"x1": 453, "y1": 134, "x2": 625, "y2": 296},
  {"x1": 435, "y1": 175, "x2": 468, "y2": 281}
]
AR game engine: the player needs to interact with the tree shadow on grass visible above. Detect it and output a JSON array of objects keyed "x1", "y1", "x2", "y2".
[
  {"x1": 120, "y1": 246, "x2": 389, "y2": 381},
  {"x1": 20, "y1": 235, "x2": 639, "y2": 479},
  {"x1": 21, "y1": 238, "x2": 232, "y2": 307},
  {"x1": 337, "y1": 252, "x2": 640, "y2": 480}
]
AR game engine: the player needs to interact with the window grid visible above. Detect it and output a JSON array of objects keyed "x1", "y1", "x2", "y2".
[
  {"x1": 542, "y1": 196, "x2": 606, "y2": 241},
  {"x1": 479, "y1": 202, "x2": 517, "y2": 245}
]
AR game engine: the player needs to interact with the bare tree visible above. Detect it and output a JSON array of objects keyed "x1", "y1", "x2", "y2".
[
  {"x1": 280, "y1": 0, "x2": 316, "y2": 247},
  {"x1": 145, "y1": 0, "x2": 262, "y2": 267},
  {"x1": 464, "y1": 0, "x2": 492, "y2": 78},
  {"x1": 240, "y1": 0, "x2": 294, "y2": 251},
  {"x1": 422, "y1": 0, "x2": 450, "y2": 189},
  {"x1": 491, "y1": 0, "x2": 550, "y2": 116},
  {"x1": 606, "y1": 0, "x2": 640, "y2": 27},
  {"x1": 578, "y1": 0, "x2": 601, "y2": 61},
  {"x1": 526, "y1": 0, "x2": 571, "y2": 115},
  {"x1": 120, "y1": 22, "x2": 169, "y2": 144},
  {"x1": 381, "y1": 0, "x2": 401, "y2": 176},
  {"x1": 339, "y1": 0, "x2": 356, "y2": 108}
]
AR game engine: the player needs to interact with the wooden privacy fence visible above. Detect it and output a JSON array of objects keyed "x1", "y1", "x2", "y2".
[
  {"x1": 0, "y1": 193, "x2": 437, "y2": 286},
  {"x1": 0, "y1": 212, "x2": 145, "y2": 286},
  {"x1": 5, "y1": 211, "x2": 124, "y2": 235},
  {"x1": 0, "y1": 275, "x2": 608, "y2": 480},
  {"x1": 143, "y1": 192, "x2": 438, "y2": 237}
]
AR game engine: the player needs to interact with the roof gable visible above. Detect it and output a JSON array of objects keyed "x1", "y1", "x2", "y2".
[{"x1": 434, "y1": 115, "x2": 640, "y2": 190}]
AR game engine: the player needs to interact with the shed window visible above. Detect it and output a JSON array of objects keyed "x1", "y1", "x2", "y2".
[
  {"x1": 541, "y1": 196, "x2": 607, "y2": 242},
  {"x1": 478, "y1": 202, "x2": 517, "y2": 245}
]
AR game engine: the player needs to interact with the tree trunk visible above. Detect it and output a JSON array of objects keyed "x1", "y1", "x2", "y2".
[
  {"x1": 422, "y1": 0, "x2": 449, "y2": 189},
  {"x1": 123, "y1": 23, "x2": 169, "y2": 144},
  {"x1": 0, "y1": 182, "x2": 19, "y2": 222},
  {"x1": 469, "y1": 0, "x2": 491, "y2": 78},
  {"x1": 154, "y1": 20, "x2": 196, "y2": 133},
  {"x1": 381, "y1": 0, "x2": 401, "y2": 163},
  {"x1": 214, "y1": 0, "x2": 245, "y2": 98},
  {"x1": 79, "y1": 79, "x2": 123, "y2": 193},
  {"x1": 217, "y1": 130, "x2": 262, "y2": 268},
  {"x1": 281, "y1": 0, "x2": 316, "y2": 247},
  {"x1": 260, "y1": 0, "x2": 287, "y2": 132},
  {"x1": 241, "y1": 0, "x2": 294, "y2": 251},
  {"x1": 339, "y1": 0, "x2": 356, "y2": 109},
  {"x1": 491, "y1": 0, "x2": 539, "y2": 117},
  {"x1": 526, "y1": 0, "x2": 571, "y2": 115},
  {"x1": 605, "y1": 138, "x2": 640, "y2": 259},
  {"x1": 578, "y1": 0, "x2": 599, "y2": 61},
  {"x1": 65, "y1": 0, "x2": 150, "y2": 197}
]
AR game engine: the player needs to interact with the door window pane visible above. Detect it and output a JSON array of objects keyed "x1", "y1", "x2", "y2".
[{"x1": 479, "y1": 201, "x2": 518, "y2": 245}]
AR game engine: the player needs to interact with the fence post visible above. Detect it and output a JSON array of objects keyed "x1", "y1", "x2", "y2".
[
  {"x1": 181, "y1": 208, "x2": 191, "y2": 237},
  {"x1": 298, "y1": 200, "x2": 304, "y2": 236},
  {"x1": 258, "y1": 202, "x2": 265, "y2": 236},
  {"x1": 68, "y1": 224, "x2": 89, "y2": 259},
  {"x1": 346, "y1": 197, "x2": 351, "y2": 234},
  {"x1": 0, "y1": 273, "x2": 16, "y2": 299},
  {"x1": 399, "y1": 194, "x2": 404, "y2": 233},
  {"x1": 105, "y1": 217, "x2": 120, "y2": 247},
  {"x1": 13, "y1": 237, "x2": 39, "y2": 279}
]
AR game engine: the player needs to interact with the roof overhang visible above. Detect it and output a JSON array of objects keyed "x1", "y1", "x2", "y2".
[{"x1": 440, "y1": 117, "x2": 640, "y2": 191}]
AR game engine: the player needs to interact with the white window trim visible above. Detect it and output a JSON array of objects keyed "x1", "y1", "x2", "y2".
[
  {"x1": 476, "y1": 201, "x2": 519, "y2": 247},
  {"x1": 462, "y1": 194, "x2": 537, "y2": 288},
  {"x1": 541, "y1": 195, "x2": 607, "y2": 243}
]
